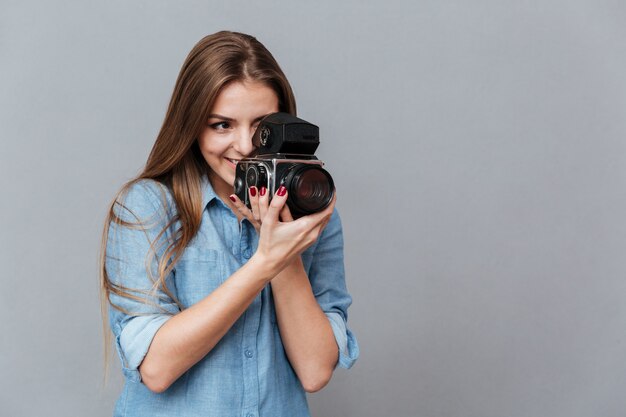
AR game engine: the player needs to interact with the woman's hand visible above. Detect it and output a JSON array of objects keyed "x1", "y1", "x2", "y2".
[
  {"x1": 230, "y1": 185, "x2": 336, "y2": 276},
  {"x1": 230, "y1": 186, "x2": 295, "y2": 231}
]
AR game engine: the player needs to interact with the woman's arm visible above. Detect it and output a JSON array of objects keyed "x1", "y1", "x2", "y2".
[
  {"x1": 270, "y1": 258, "x2": 338, "y2": 393},
  {"x1": 139, "y1": 255, "x2": 273, "y2": 393},
  {"x1": 229, "y1": 189, "x2": 355, "y2": 392},
  {"x1": 138, "y1": 191, "x2": 334, "y2": 393}
]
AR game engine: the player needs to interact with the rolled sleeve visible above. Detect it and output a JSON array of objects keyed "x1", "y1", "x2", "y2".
[
  {"x1": 112, "y1": 314, "x2": 172, "y2": 380},
  {"x1": 307, "y1": 209, "x2": 359, "y2": 369},
  {"x1": 325, "y1": 311, "x2": 359, "y2": 369},
  {"x1": 105, "y1": 180, "x2": 180, "y2": 381}
]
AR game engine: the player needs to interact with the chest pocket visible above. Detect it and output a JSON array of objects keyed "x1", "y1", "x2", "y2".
[{"x1": 175, "y1": 247, "x2": 223, "y2": 309}]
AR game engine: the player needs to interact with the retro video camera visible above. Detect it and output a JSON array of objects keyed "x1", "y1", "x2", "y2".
[{"x1": 234, "y1": 112, "x2": 334, "y2": 219}]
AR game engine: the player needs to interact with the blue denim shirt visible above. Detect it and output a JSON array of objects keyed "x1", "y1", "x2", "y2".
[{"x1": 106, "y1": 177, "x2": 359, "y2": 417}]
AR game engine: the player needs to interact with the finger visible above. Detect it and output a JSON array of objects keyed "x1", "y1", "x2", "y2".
[
  {"x1": 259, "y1": 186, "x2": 269, "y2": 221},
  {"x1": 265, "y1": 185, "x2": 288, "y2": 225},
  {"x1": 248, "y1": 186, "x2": 260, "y2": 222},
  {"x1": 314, "y1": 210, "x2": 332, "y2": 232},
  {"x1": 305, "y1": 193, "x2": 337, "y2": 226},
  {"x1": 229, "y1": 194, "x2": 260, "y2": 229},
  {"x1": 279, "y1": 203, "x2": 294, "y2": 222},
  {"x1": 321, "y1": 193, "x2": 337, "y2": 217},
  {"x1": 308, "y1": 214, "x2": 333, "y2": 245},
  {"x1": 229, "y1": 194, "x2": 253, "y2": 220},
  {"x1": 319, "y1": 217, "x2": 331, "y2": 232}
]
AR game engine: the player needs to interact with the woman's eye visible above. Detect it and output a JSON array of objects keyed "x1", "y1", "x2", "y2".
[{"x1": 210, "y1": 121, "x2": 230, "y2": 130}]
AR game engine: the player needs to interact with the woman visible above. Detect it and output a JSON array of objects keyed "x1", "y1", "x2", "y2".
[{"x1": 101, "y1": 31, "x2": 358, "y2": 417}]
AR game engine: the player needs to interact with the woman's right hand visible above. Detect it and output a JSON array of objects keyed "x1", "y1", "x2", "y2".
[{"x1": 253, "y1": 185, "x2": 335, "y2": 277}]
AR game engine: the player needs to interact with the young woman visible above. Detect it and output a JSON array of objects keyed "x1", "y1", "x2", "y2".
[{"x1": 101, "y1": 31, "x2": 358, "y2": 417}]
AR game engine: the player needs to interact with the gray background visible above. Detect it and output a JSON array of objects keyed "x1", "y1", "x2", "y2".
[{"x1": 1, "y1": 0, "x2": 625, "y2": 416}]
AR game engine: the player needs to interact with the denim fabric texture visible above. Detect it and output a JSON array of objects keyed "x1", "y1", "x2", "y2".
[{"x1": 105, "y1": 176, "x2": 359, "y2": 417}]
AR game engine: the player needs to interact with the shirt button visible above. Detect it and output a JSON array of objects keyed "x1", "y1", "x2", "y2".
[
  {"x1": 246, "y1": 414, "x2": 254, "y2": 417},
  {"x1": 245, "y1": 349, "x2": 253, "y2": 358},
  {"x1": 243, "y1": 249, "x2": 251, "y2": 259}
]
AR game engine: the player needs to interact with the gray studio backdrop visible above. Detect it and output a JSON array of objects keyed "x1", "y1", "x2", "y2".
[{"x1": 1, "y1": 1, "x2": 625, "y2": 416}]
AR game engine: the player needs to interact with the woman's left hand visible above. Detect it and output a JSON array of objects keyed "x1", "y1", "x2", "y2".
[{"x1": 229, "y1": 186, "x2": 294, "y2": 232}]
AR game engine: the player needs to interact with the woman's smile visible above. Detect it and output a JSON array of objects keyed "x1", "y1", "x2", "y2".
[{"x1": 197, "y1": 80, "x2": 279, "y2": 201}]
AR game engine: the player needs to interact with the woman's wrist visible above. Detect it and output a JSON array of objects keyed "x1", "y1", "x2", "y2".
[
  {"x1": 276, "y1": 255, "x2": 303, "y2": 276},
  {"x1": 248, "y1": 252, "x2": 282, "y2": 283},
  {"x1": 271, "y1": 256, "x2": 306, "y2": 289}
]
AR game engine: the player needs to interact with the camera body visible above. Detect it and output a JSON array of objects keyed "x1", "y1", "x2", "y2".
[{"x1": 234, "y1": 113, "x2": 334, "y2": 219}]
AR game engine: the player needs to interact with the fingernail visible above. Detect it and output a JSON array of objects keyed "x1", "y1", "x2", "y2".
[
  {"x1": 249, "y1": 186, "x2": 257, "y2": 197},
  {"x1": 229, "y1": 195, "x2": 237, "y2": 202},
  {"x1": 260, "y1": 186, "x2": 266, "y2": 197},
  {"x1": 277, "y1": 185, "x2": 287, "y2": 197}
]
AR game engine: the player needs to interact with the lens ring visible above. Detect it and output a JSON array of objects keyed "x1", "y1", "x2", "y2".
[
  {"x1": 285, "y1": 165, "x2": 334, "y2": 215},
  {"x1": 246, "y1": 166, "x2": 258, "y2": 187}
]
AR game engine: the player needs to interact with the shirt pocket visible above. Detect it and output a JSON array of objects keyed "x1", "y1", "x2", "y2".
[{"x1": 175, "y1": 247, "x2": 223, "y2": 309}]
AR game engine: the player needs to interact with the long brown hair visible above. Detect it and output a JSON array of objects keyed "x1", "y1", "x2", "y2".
[{"x1": 99, "y1": 31, "x2": 297, "y2": 373}]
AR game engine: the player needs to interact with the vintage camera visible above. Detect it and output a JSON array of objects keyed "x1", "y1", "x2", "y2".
[{"x1": 234, "y1": 112, "x2": 334, "y2": 218}]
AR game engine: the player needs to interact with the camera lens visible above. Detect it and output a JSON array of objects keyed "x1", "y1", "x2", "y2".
[
  {"x1": 246, "y1": 165, "x2": 267, "y2": 188},
  {"x1": 284, "y1": 165, "x2": 334, "y2": 215}
]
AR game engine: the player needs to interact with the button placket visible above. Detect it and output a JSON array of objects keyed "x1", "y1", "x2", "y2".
[
  {"x1": 239, "y1": 220, "x2": 251, "y2": 261},
  {"x1": 240, "y1": 290, "x2": 261, "y2": 416}
]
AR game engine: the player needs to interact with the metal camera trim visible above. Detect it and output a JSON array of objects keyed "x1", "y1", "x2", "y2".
[
  {"x1": 246, "y1": 160, "x2": 273, "y2": 191},
  {"x1": 235, "y1": 155, "x2": 331, "y2": 213}
]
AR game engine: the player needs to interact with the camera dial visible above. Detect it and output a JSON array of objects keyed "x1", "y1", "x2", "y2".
[
  {"x1": 246, "y1": 164, "x2": 268, "y2": 188},
  {"x1": 259, "y1": 127, "x2": 271, "y2": 147}
]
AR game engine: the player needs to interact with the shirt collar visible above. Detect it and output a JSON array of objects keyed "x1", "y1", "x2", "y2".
[{"x1": 200, "y1": 174, "x2": 219, "y2": 209}]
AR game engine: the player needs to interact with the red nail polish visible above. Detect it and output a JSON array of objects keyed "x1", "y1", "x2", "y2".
[
  {"x1": 229, "y1": 195, "x2": 237, "y2": 203},
  {"x1": 260, "y1": 186, "x2": 266, "y2": 197},
  {"x1": 249, "y1": 186, "x2": 257, "y2": 197},
  {"x1": 277, "y1": 185, "x2": 287, "y2": 197}
]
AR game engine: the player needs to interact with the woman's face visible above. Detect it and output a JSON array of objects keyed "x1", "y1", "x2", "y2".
[{"x1": 198, "y1": 80, "x2": 279, "y2": 200}]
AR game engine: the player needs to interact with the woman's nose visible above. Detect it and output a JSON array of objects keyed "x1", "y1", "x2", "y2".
[{"x1": 233, "y1": 127, "x2": 256, "y2": 156}]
